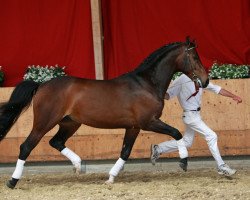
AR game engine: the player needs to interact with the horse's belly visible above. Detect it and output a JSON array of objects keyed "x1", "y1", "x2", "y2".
[
  {"x1": 78, "y1": 116, "x2": 136, "y2": 129},
  {"x1": 70, "y1": 108, "x2": 137, "y2": 129}
]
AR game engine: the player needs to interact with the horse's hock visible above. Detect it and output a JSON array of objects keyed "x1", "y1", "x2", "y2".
[{"x1": 0, "y1": 79, "x2": 249, "y2": 163}]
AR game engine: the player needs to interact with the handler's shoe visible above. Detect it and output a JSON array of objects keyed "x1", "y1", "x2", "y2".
[
  {"x1": 217, "y1": 164, "x2": 237, "y2": 176},
  {"x1": 150, "y1": 144, "x2": 160, "y2": 165}
]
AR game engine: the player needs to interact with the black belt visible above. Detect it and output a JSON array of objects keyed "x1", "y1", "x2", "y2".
[{"x1": 184, "y1": 107, "x2": 201, "y2": 112}]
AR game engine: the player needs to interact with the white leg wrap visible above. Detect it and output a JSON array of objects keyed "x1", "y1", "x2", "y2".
[
  {"x1": 177, "y1": 138, "x2": 188, "y2": 159},
  {"x1": 106, "y1": 158, "x2": 126, "y2": 184},
  {"x1": 109, "y1": 158, "x2": 126, "y2": 177},
  {"x1": 107, "y1": 175, "x2": 115, "y2": 183},
  {"x1": 61, "y1": 147, "x2": 81, "y2": 171},
  {"x1": 12, "y1": 159, "x2": 25, "y2": 179}
]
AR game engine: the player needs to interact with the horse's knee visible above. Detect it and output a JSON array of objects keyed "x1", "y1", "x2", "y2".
[
  {"x1": 49, "y1": 137, "x2": 65, "y2": 151},
  {"x1": 19, "y1": 143, "x2": 32, "y2": 160},
  {"x1": 171, "y1": 128, "x2": 182, "y2": 140}
]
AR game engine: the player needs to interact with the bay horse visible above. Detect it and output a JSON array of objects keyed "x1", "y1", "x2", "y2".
[{"x1": 0, "y1": 38, "x2": 209, "y2": 188}]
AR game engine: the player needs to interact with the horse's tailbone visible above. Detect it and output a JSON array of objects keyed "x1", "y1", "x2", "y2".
[{"x1": 0, "y1": 81, "x2": 40, "y2": 141}]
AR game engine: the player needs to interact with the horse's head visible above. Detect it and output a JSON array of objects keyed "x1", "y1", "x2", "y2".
[{"x1": 176, "y1": 37, "x2": 209, "y2": 88}]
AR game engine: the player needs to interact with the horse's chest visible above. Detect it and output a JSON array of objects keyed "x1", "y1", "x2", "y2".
[{"x1": 133, "y1": 97, "x2": 163, "y2": 118}]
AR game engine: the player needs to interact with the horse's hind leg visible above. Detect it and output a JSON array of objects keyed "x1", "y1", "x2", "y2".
[
  {"x1": 7, "y1": 128, "x2": 54, "y2": 189},
  {"x1": 49, "y1": 116, "x2": 81, "y2": 174},
  {"x1": 6, "y1": 112, "x2": 63, "y2": 189},
  {"x1": 106, "y1": 128, "x2": 140, "y2": 184}
]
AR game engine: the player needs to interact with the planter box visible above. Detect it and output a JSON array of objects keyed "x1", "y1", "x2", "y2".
[{"x1": 0, "y1": 79, "x2": 249, "y2": 163}]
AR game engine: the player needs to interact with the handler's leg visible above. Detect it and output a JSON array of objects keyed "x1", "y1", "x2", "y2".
[
  {"x1": 106, "y1": 128, "x2": 140, "y2": 184},
  {"x1": 188, "y1": 119, "x2": 236, "y2": 176}
]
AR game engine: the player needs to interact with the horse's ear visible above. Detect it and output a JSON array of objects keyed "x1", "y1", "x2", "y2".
[
  {"x1": 185, "y1": 36, "x2": 191, "y2": 45},
  {"x1": 186, "y1": 37, "x2": 198, "y2": 48}
]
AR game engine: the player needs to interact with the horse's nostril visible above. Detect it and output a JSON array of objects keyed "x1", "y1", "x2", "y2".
[{"x1": 203, "y1": 79, "x2": 209, "y2": 88}]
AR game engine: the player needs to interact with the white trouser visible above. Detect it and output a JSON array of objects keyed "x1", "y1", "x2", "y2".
[{"x1": 158, "y1": 111, "x2": 224, "y2": 167}]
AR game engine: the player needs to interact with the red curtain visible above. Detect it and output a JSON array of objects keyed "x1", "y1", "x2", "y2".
[
  {"x1": 102, "y1": 0, "x2": 250, "y2": 79},
  {"x1": 0, "y1": 0, "x2": 95, "y2": 86}
]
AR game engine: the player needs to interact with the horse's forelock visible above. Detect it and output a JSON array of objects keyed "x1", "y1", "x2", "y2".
[
  {"x1": 185, "y1": 36, "x2": 197, "y2": 49},
  {"x1": 185, "y1": 36, "x2": 191, "y2": 45}
]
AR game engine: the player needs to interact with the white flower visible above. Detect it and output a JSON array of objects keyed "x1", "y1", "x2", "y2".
[{"x1": 23, "y1": 65, "x2": 67, "y2": 83}]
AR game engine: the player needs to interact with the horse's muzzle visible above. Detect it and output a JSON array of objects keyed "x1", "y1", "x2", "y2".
[{"x1": 202, "y1": 79, "x2": 209, "y2": 88}]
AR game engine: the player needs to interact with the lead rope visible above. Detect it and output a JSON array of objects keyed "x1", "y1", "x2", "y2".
[{"x1": 186, "y1": 82, "x2": 200, "y2": 101}]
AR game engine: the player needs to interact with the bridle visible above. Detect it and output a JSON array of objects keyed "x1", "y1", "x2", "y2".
[{"x1": 185, "y1": 45, "x2": 203, "y2": 87}]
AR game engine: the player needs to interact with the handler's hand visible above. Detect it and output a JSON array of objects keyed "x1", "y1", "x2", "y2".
[
  {"x1": 233, "y1": 96, "x2": 242, "y2": 104},
  {"x1": 164, "y1": 93, "x2": 170, "y2": 100}
]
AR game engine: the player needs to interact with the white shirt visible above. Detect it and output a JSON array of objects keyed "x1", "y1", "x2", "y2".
[{"x1": 167, "y1": 74, "x2": 221, "y2": 111}]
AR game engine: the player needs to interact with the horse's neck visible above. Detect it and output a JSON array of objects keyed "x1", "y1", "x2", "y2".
[
  {"x1": 137, "y1": 62, "x2": 176, "y2": 99},
  {"x1": 156, "y1": 64, "x2": 176, "y2": 98},
  {"x1": 132, "y1": 45, "x2": 182, "y2": 98}
]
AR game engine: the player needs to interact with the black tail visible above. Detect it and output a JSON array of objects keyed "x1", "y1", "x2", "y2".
[{"x1": 0, "y1": 80, "x2": 40, "y2": 141}]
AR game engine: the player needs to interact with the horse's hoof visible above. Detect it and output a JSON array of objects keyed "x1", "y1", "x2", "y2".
[
  {"x1": 73, "y1": 162, "x2": 81, "y2": 175},
  {"x1": 105, "y1": 180, "x2": 114, "y2": 185},
  {"x1": 75, "y1": 169, "x2": 81, "y2": 175},
  {"x1": 179, "y1": 157, "x2": 188, "y2": 172},
  {"x1": 73, "y1": 167, "x2": 81, "y2": 175},
  {"x1": 6, "y1": 180, "x2": 15, "y2": 189}
]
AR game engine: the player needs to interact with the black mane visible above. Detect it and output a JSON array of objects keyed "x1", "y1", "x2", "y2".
[{"x1": 134, "y1": 42, "x2": 183, "y2": 73}]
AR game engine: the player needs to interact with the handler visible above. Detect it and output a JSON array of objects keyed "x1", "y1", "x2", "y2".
[{"x1": 150, "y1": 73, "x2": 242, "y2": 176}]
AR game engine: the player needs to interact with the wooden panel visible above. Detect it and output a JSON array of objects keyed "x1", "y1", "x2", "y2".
[
  {"x1": 0, "y1": 79, "x2": 249, "y2": 163},
  {"x1": 3, "y1": 79, "x2": 249, "y2": 138},
  {"x1": 0, "y1": 130, "x2": 249, "y2": 163},
  {"x1": 244, "y1": 79, "x2": 250, "y2": 130},
  {"x1": 202, "y1": 79, "x2": 246, "y2": 131},
  {"x1": 0, "y1": 137, "x2": 20, "y2": 162}
]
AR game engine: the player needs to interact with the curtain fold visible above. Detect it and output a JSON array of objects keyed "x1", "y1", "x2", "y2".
[
  {"x1": 0, "y1": 0, "x2": 95, "y2": 86},
  {"x1": 102, "y1": 0, "x2": 250, "y2": 79}
]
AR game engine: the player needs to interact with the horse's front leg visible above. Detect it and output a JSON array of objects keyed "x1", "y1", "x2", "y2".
[
  {"x1": 106, "y1": 128, "x2": 140, "y2": 184},
  {"x1": 144, "y1": 119, "x2": 188, "y2": 171}
]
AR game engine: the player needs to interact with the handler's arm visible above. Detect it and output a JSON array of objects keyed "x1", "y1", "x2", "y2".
[
  {"x1": 164, "y1": 93, "x2": 170, "y2": 100},
  {"x1": 165, "y1": 75, "x2": 184, "y2": 100},
  {"x1": 219, "y1": 89, "x2": 242, "y2": 104}
]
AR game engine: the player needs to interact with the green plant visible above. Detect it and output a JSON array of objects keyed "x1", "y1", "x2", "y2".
[
  {"x1": 209, "y1": 63, "x2": 249, "y2": 79},
  {"x1": 172, "y1": 63, "x2": 250, "y2": 80},
  {"x1": 23, "y1": 64, "x2": 67, "y2": 83},
  {"x1": 172, "y1": 71, "x2": 183, "y2": 80}
]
